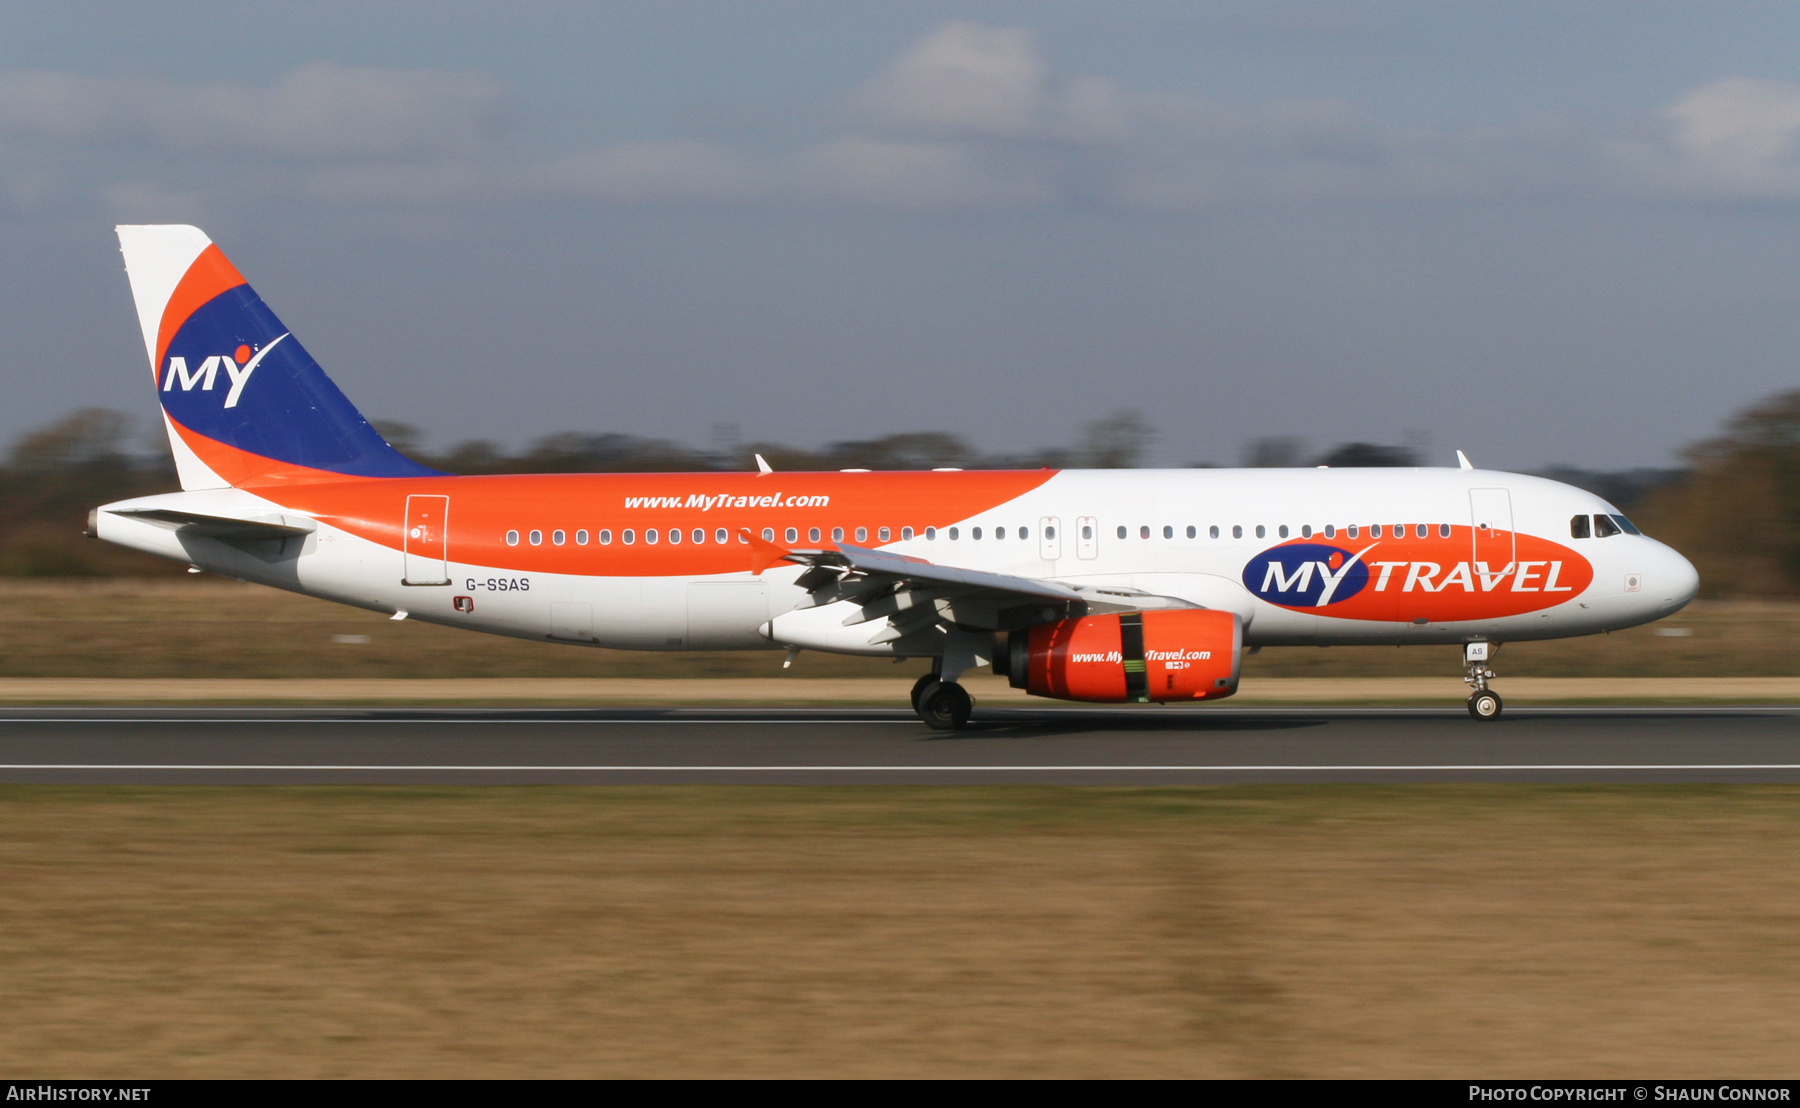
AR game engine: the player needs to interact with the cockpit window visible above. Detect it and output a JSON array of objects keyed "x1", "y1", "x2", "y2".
[
  {"x1": 1570, "y1": 514, "x2": 1590, "y2": 539},
  {"x1": 1612, "y1": 514, "x2": 1641, "y2": 536},
  {"x1": 1593, "y1": 513, "x2": 1621, "y2": 538}
]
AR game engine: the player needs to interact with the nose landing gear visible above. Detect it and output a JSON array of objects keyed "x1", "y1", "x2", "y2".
[{"x1": 1463, "y1": 642, "x2": 1502, "y2": 720}]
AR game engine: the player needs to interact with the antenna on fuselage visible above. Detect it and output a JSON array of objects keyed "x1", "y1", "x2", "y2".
[
  {"x1": 755, "y1": 453, "x2": 774, "y2": 475},
  {"x1": 1456, "y1": 450, "x2": 1474, "y2": 470}
]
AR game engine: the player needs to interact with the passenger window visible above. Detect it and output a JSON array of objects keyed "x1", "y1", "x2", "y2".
[
  {"x1": 1324, "y1": 525, "x2": 1336, "y2": 539},
  {"x1": 1187, "y1": 525, "x2": 1197, "y2": 539},
  {"x1": 1080, "y1": 525, "x2": 1092, "y2": 540},
  {"x1": 763, "y1": 528, "x2": 775, "y2": 542},
  {"x1": 694, "y1": 529, "x2": 705, "y2": 544},
  {"x1": 1593, "y1": 514, "x2": 1621, "y2": 538},
  {"x1": 1209, "y1": 525, "x2": 1219, "y2": 539},
  {"x1": 668, "y1": 528, "x2": 681, "y2": 544},
  {"x1": 623, "y1": 529, "x2": 635, "y2": 545},
  {"x1": 832, "y1": 527, "x2": 844, "y2": 542},
  {"x1": 529, "y1": 530, "x2": 543, "y2": 546},
  {"x1": 715, "y1": 528, "x2": 727, "y2": 544},
  {"x1": 646, "y1": 529, "x2": 659, "y2": 545},
  {"x1": 926, "y1": 527, "x2": 937, "y2": 540},
  {"x1": 1439, "y1": 523, "x2": 1451, "y2": 538},
  {"x1": 550, "y1": 530, "x2": 564, "y2": 545},
  {"x1": 1232, "y1": 525, "x2": 1243, "y2": 539},
  {"x1": 1301, "y1": 525, "x2": 1312, "y2": 538},
  {"x1": 505, "y1": 530, "x2": 519, "y2": 546},
  {"x1": 1278, "y1": 525, "x2": 1289, "y2": 538},
  {"x1": 1117, "y1": 526, "x2": 1128, "y2": 540},
  {"x1": 1255, "y1": 525, "x2": 1265, "y2": 538},
  {"x1": 576, "y1": 529, "x2": 589, "y2": 545},
  {"x1": 856, "y1": 527, "x2": 867, "y2": 542},
  {"x1": 1348, "y1": 525, "x2": 1358, "y2": 539},
  {"x1": 785, "y1": 527, "x2": 798, "y2": 543},
  {"x1": 879, "y1": 527, "x2": 890, "y2": 542},
  {"x1": 1415, "y1": 524, "x2": 1428, "y2": 538},
  {"x1": 1140, "y1": 525, "x2": 1150, "y2": 539},
  {"x1": 809, "y1": 527, "x2": 821, "y2": 542},
  {"x1": 1163, "y1": 525, "x2": 1173, "y2": 539},
  {"x1": 599, "y1": 529, "x2": 611, "y2": 545},
  {"x1": 1570, "y1": 514, "x2": 1590, "y2": 539},
  {"x1": 949, "y1": 527, "x2": 960, "y2": 540},
  {"x1": 901, "y1": 527, "x2": 913, "y2": 541},
  {"x1": 972, "y1": 527, "x2": 983, "y2": 540},
  {"x1": 1041, "y1": 526, "x2": 1052, "y2": 539},
  {"x1": 1370, "y1": 524, "x2": 1381, "y2": 538},
  {"x1": 1613, "y1": 514, "x2": 1641, "y2": 535},
  {"x1": 1020, "y1": 527, "x2": 1030, "y2": 541}
]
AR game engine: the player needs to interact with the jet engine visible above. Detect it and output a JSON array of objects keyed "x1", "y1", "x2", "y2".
[{"x1": 998, "y1": 609, "x2": 1242, "y2": 703}]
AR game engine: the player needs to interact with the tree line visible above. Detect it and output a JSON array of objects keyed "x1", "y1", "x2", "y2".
[{"x1": 0, "y1": 398, "x2": 1779, "y2": 598}]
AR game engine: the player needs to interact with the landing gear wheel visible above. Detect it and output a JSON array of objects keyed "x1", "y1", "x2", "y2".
[
  {"x1": 919, "y1": 682, "x2": 974, "y2": 731},
  {"x1": 910, "y1": 673, "x2": 940, "y2": 714},
  {"x1": 1468, "y1": 690, "x2": 1503, "y2": 720}
]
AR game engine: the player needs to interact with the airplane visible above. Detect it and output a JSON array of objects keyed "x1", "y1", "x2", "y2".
[{"x1": 89, "y1": 224, "x2": 1700, "y2": 728}]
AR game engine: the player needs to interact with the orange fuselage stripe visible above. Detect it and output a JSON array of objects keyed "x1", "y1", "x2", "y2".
[{"x1": 233, "y1": 466, "x2": 1058, "y2": 577}]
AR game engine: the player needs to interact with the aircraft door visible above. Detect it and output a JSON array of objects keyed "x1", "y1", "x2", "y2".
[
  {"x1": 403, "y1": 495, "x2": 451, "y2": 585},
  {"x1": 1077, "y1": 516, "x2": 1098, "y2": 560},
  {"x1": 1469, "y1": 488, "x2": 1515, "y2": 570},
  {"x1": 1039, "y1": 517, "x2": 1061, "y2": 561},
  {"x1": 548, "y1": 602, "x2": 595, "y2": 642}
]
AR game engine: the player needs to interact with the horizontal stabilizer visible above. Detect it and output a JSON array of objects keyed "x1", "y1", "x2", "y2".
[{"x1": 103, "y1": 507, "x2": 316, "y2": 542}]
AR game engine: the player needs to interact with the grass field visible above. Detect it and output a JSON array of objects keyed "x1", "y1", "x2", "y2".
[
  {"x1": 0, "y1": 578, "x2": 1787, "y2": 679},
  {"x1": 2, "y1": 786, "x2": 1797, "y2": 1078}
]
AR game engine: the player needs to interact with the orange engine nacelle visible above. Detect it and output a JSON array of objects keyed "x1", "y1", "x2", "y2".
[{"x1": 999, "y1": 609, "x2": 1243, "y2": 703}]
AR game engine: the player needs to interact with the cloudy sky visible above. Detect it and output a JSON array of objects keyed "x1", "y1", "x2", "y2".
[{"x1": 6, "y1": 1, "x2": 1800, "y2": 469}]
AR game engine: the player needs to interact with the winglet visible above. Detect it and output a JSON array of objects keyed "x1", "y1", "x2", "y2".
[
  {"x1": 742, "y1": 528, "x2": 795, "y2": 574},
  {"x1": 1456, "y1": 450, "x2": 1474, "y2": 470},
  {"x1": 755, "y1": 453, "x2": 773, "y2": 475}
]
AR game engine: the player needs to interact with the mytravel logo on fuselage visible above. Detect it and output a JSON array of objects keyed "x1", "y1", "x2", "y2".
[{"x1": 1242, "y1": 528, "x2": 1594, "y2": 621}]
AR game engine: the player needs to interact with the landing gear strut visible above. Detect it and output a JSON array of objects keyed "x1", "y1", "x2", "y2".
[{"x1": 1463, "y1": 641, "x2": 1502, "y2": 720}]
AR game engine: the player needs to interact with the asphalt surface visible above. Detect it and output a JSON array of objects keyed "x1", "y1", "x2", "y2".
[{"x1": 0, "y1": 705, "x2": 1796, "y2": 783}]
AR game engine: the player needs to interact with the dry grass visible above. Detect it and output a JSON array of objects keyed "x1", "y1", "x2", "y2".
[
  {"x1": 0, "y1": 579, "x2": 1789, "y2": 679},
  {"x1": 2, "y1": 786, "x2": 1798, "y2": 1077}
]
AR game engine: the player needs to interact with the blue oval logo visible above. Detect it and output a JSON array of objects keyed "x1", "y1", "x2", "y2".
[{"x1": 1242, "y1": 543, "x2": 1370, "y2": 608}]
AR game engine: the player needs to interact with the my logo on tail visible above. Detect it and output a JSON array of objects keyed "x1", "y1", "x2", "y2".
[{"x1": 162, "y1": 333, "x2": 288, "y2": 409}]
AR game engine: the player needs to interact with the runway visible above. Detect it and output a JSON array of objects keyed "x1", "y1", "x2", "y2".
[{"x1": 0, "y1": 705, "x2": 1797, "y2": 783}]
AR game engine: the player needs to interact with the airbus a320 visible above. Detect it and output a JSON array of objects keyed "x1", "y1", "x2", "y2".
[{"x1": 89, "y1": 225, "x2": 1700, "y2": 727}]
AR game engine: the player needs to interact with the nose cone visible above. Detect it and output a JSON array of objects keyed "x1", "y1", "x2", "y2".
[{"x1": 1656, "y1": 541, "x2": 1700, "y2": 614}]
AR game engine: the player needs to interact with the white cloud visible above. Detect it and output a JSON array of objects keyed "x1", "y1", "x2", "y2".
[
  {"x1": 7, "y1": 25, "x2": 1800, "y2": 216},
  {"x1": 1606, "y1": 77, "x2": 1800, "y2": 200},
  {"x1": 0, "y1": 61, "x2": 508, "y2": 161}
]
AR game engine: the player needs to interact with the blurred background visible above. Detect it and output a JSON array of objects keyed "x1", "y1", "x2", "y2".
[{"x1": 0, "y1": 393, "x2": 1791, "y2": 679}]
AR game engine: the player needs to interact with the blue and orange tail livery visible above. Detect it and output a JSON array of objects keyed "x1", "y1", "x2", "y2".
[{"x1": 116, "y1": 225, "x2": 439, "y2": 489}]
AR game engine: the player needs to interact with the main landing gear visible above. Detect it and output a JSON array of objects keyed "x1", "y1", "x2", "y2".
[
  {"x1": 1463, "y1": 641, "x2": 1503, "y2": 720},
  {"x1": 911, "y1": 668, "x2": 973, "y2": 731}
]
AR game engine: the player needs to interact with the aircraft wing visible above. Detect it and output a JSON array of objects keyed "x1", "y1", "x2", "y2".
[{"x1": 747, "y1": 534, "x2": 1195, "y2": 641}]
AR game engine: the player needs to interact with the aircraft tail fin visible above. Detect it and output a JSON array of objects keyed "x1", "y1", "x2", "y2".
[{"x1": 115, "y1": 224, "x2": 440, "y2": 489}]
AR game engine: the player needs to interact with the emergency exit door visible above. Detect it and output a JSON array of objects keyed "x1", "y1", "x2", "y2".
[
  {"x1": 403, "y1": 494, "x2": 451, "y2": 585},
  {"x1": 1077, "y1": 516, "x2": 1098, "y2": 560},
  {"x1": 1468, "y1": 488, "x2": 1514, "y2": 570}
]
